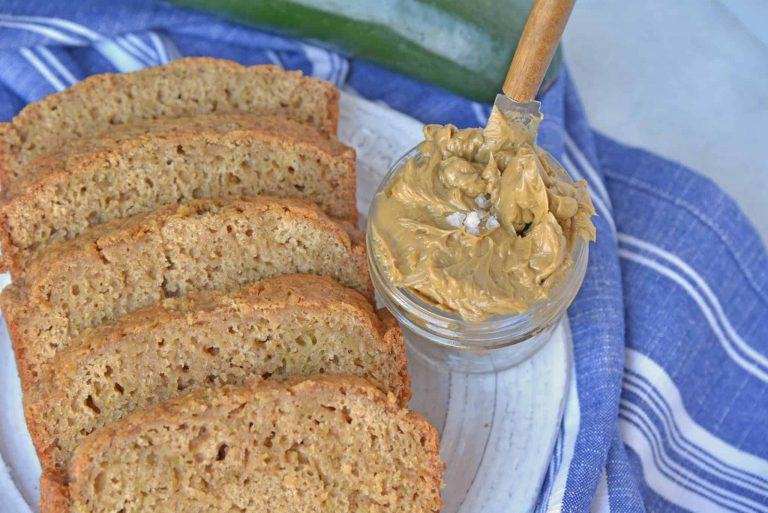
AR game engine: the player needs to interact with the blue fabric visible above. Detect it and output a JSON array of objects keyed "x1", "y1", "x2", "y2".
[{"x1": 1, "y1": 2, "x2": 767, "y2": 512}]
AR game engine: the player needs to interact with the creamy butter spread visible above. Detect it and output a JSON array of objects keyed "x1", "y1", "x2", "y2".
[{"x1": 371, "y1": 107, "x2": 596, "y2": 321}]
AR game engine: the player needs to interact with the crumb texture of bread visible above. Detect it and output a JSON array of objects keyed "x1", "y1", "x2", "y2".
[
  {"x1": 0, "y1": 57, "x2": 339, "y2": 187},
  {"x1": 25, "y1": 274, "x2": 410, "y2": 476},
  {"x1": 0, "y1": 113, "x2": 356, "y2": 275},
  {"x1": 52, "y1": 375, "x2": 443, "y2": 513},
  {"x1": 0, "y1": 197, "x2": 370, "y2": 388}
]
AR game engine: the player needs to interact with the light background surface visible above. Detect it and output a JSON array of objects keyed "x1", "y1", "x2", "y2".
[{"x1": 563, "y1": 0, "x2": 768, "y2": 241}]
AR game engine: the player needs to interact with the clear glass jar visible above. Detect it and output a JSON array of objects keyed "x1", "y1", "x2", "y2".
[{"x1": 366, "y1": 147, "x2": 589, "y2": 374}]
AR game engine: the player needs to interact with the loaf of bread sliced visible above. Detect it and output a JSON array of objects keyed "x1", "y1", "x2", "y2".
[
  {"x1": 25, "y1": 274, "x2": 409, "y2": 478},
  {"x1": 0, "y1": 196, "x2": 370, "y2": 388},
  {"x1": 41, "y1": 375, "x2": 443, "y2": 513},
  {"x1": 0, "y1": 57, "x2": 339, "y2": 188},
  {"x1": 0, "y1": 114, "x2": 356, "y2": 275}
]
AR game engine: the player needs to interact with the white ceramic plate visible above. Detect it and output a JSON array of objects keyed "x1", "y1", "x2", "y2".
[{"x1": 0, "y1": 92, "x2": 570, "y2": 513}]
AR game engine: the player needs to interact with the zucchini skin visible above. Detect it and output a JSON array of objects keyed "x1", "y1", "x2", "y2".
[{"x1": 170, "y1": 0, "x2": 562, "y2": 102}]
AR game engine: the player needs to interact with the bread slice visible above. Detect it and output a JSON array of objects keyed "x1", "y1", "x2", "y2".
[
  {"x1": 25, "y1": 274, "x2": 410, "y2": 478},
  {"x1": 0, "y1": 113, "x2": 356, "y2": 275},
  {"x1": 41, "y1": 375, "x2": 443, "y2": 513},
  {"x1": 0, "y1": 196, "x2": 370, "y2": 389},
  {"x1": 0, "y1": 57, "x2": 339, "y2": 188}
]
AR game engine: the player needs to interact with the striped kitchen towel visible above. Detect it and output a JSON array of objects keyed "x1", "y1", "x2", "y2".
[{"x1": 0, "y1": 1, "x2": 766, "y2": 512}]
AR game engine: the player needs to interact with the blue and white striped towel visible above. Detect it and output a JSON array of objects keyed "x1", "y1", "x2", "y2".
[{"x1": 0, "y1": 1, "x2": 766, "y2": 512}]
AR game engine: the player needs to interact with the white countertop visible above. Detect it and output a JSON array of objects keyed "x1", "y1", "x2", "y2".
[{"x1": 563, "y1": 0, "x2": 768, "y2": 242}]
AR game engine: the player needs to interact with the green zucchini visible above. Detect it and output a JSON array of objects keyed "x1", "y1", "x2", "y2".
[{"x1": 170, "y1": 0, "x2": 562, "y2": 102}]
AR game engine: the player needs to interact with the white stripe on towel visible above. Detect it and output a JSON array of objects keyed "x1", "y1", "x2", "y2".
[
  {"x1": 147, "y1": 31, "x2": 169, "y2": 64},
  {"x1": 94, "y1": 39, "x2": 148, "y2": 72},
  {"x1": 36, "y1": 47, "x2": 77, "y2": 86},
  {"x1": 0, "y1": 14, "x2": 100, "y2": 40},
  {"x1": 125, "y1": 33, "x2": 156, "y2": 60},
  {"x1": 621, "y1": 350, "x2": 768, "y2": 513},
  {"x1": 0, "y1": 20, "x2": 85, "y2": 45},
  {"x1": 619, "y1": 248, "x2": 768, "y2": 382},
  {"x1": 19, "y1": 47, "x2": 66, "y2": 91},
  {"x1": 619, "y1": 233, "x2": 768, "y2": 382},
  {"x1": 624, "y1": 349, "x2": 768, "y2": 491},
  {"x1": 621, "y1": 400, "x2": 765, "y2": 513}
]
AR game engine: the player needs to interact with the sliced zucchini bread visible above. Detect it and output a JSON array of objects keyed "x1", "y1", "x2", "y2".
[
  {"x1": 0, "y1": 113, "x2": 356, "y2": 275},
  {"x1": 0, "y1": 57, "x2": 339, "y2": 188},
  {"x1": 1, "y1": 196, "x2": 370, "y2": 388},
  {"x1": 25, "y1": 274, "x2": 409, "y2": 478},
  {"x1": 41, "y1": 375, "x2": 443, "y2": 513}
]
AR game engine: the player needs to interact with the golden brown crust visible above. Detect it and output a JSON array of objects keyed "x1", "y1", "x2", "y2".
[
  {"x1": 379, "y1": 308, "x2": 412, "y2": 404},
  {"x1": 0, "y1": 284, "x2": 38, "y2": 391},
  {"x1": 0, "y1": 122, "x2": 18, "y2": 193},
  {"x1": 39, "y1": 471, "x2": 68, "y2": 513},
  {"x1": 322, "y1": 84, "x2": 341, "y2": 134},
  {"x1": 0, "y1": 57, "x2": 340, "y2": 189},
  {"x1": 0, "y1": 213, "x2": 12, "y2": 274}
]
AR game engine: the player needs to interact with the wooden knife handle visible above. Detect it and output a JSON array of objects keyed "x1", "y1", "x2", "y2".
[{"x1": 502, "y1": 0, "x2": 576, "y2": 102}]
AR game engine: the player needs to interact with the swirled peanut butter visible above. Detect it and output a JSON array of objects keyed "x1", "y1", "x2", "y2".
[{"x1": 371, "y1": 107, "x2": 596, "y2": 321}]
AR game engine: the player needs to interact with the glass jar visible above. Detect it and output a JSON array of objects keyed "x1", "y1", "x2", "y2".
[{"x1": 366, "y1": 147, "x2": 589, "y2": 374}]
